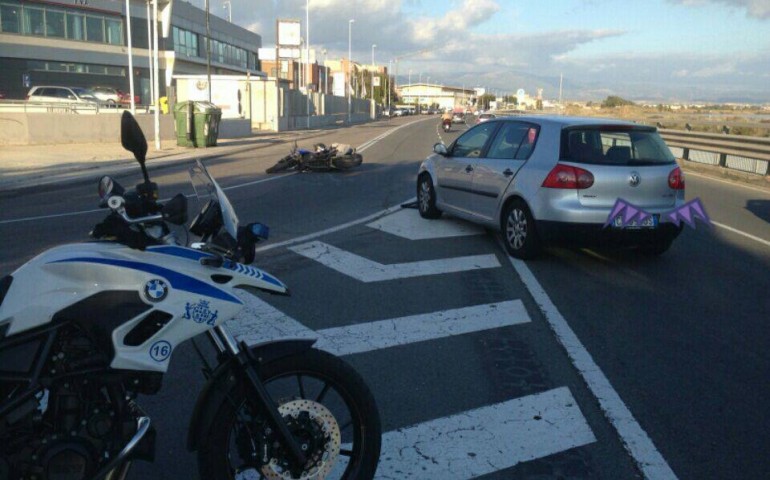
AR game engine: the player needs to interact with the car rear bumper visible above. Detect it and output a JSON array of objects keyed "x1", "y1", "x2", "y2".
[{"x1": 536, "y1": 220, "x2": 684, "y2": 248}]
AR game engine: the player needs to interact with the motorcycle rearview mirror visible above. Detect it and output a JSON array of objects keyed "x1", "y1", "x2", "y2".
[
  {"x1": 98, "y1": 176, "x2": 124, "y2": 203},
  {"x1": 120, "y1": 111, "x2": 151, "y2": 184}
]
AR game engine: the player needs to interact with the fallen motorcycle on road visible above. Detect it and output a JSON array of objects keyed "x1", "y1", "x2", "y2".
[{"x1": 267, "y1": 143, "x2": 363, "y2": 173}]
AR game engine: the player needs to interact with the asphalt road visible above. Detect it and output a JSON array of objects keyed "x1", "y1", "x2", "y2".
[{"x1": 1, "y1": 115, "x2": 768, "y2": 479}]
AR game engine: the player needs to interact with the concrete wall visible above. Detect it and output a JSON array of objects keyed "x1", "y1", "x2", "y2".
[{"x1": 0, "y1": 112, "x2": 174, "y2": 146}]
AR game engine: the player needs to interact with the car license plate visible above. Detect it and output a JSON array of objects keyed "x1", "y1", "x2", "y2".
[{"x1": 612, "y1": 214, "x2": 659, "y2": 229}]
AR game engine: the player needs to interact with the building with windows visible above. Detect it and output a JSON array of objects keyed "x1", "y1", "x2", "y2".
[{"x1": 0, "y1": 0, "x2": 263, "y2": 102}]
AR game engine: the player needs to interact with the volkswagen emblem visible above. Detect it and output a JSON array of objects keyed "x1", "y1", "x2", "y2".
[
  {"x1": 629, "y1": 172, "x2": 641, "y2": 187},
  {"x1": 144, "y1": 279, "x2": 168, "y2": 302}
]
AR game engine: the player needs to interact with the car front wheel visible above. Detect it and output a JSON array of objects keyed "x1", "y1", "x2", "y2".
[
  {"x1": 417, "y1": 174, "x2": 441, "y2": 219},
  {"x1": 502, "y1": 199, "x2": 541, "y2": 259}
]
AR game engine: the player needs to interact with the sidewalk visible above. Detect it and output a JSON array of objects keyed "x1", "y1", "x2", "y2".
[{"x1": 0, "y1": 131, "x2": 315, "y2": 193}]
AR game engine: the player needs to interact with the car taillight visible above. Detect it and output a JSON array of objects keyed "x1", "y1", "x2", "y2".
[
  {"x1": 542, "y1": 164, "x2": 594, "y2": 189},
  {"x1": 668, "y1": 167, "x2": 685, "y2": 190}
]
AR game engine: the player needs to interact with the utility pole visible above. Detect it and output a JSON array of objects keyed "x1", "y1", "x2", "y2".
[
  {"x1": 223, "y1": 0, "x2": 231, "y2": 22},
  {"x1": 348, "y1": 19, "x2": 354, "y2": 123},
  {"x1": 305, "y1": 0, "x2": 310, "y2": 129},
  {"x1": 371, "y1": 44, "x2": 376, "y2": 101},
  {"x1": 125, "y1": 0, "x2": 135, "y2": 114},
  {"x1": 205, "y1": 0, "x2": 211, "y2": 102},
  {"x1": 152, "y1": 0, "x2": 160, "y2": 150}
]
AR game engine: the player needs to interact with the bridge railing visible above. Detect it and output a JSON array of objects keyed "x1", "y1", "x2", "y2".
[{"x1": 659, "y1": 129, "x2": 770, "y2": 176}]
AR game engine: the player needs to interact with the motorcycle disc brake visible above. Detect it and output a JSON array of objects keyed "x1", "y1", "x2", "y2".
[{"x1": 261, "y1": 399, "x2": 342, "y2": 480}]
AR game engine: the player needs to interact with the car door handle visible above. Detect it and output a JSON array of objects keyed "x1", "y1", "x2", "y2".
[
  {"x1": 465, "y1": 165, "x2": 474, "y2": 173},
  {"x1": 503, "y1": 168, "x2": 513, "y2": 177}
]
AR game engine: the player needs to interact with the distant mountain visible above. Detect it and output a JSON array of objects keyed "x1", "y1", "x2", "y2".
[{"x1": 415, "y1": 69, "x2": 770, "y2": 105}]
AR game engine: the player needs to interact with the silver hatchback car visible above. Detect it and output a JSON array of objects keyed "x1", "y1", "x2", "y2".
[{"x1": 416, "y1": 115, "x2": 685, "y2": 258}]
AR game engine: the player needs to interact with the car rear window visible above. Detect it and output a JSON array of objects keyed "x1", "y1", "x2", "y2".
[{"x1": 560, "y1": 126, "x2": 675, "y2": 166}]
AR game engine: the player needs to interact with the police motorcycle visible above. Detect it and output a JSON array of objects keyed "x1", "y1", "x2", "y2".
[{"x1": 0, "y1": 112, "x2": 381, "y2": 480}]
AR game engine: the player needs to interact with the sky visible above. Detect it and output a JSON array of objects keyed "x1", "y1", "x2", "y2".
[{"x1": 183, "y1": 0, "x2": 770, "y2": 103}]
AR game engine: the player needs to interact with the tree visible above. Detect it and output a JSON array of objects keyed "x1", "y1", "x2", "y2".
[{"x1": 601, "y1": 95, "x2": 635, "y2": 108}]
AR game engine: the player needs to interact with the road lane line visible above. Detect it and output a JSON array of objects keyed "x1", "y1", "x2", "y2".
[
  {"x1": 683, "y1": 170, "x2": 770, "y2": 195},
  {"x1": 508, "y1": 255, "x2": 678, "y2": 479},
  {"x1": 228, "y1": 295, "x2": 530, "y2": 356},
  {"x1": 315, "y1": 300, "x2": 529, "y2": 356},
  {"x1": 289, "y1": 240, "x2": 500, "y2": 282},
  {"x1": 711, "y1": 220, "x2": 770, "y2": 248},
  {"x1": 373, "y1": 387, "x2": 596, "y2": 479},
  {"x1": 255, "y1": 200, "x2": 413, "y2": 253}
]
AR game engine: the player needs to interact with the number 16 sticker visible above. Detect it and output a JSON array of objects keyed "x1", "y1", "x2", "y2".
[{"x1": 150, "y1": 340, "x2": 172, "y2": 362}]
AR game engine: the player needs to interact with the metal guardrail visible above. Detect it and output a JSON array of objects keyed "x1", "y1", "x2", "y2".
[
  {"x1": 659, "y1": 129, "x2": 770, "y2": 176},
  {"x1": 0, "y1": 100, "x2": 143, "y2": 114}
]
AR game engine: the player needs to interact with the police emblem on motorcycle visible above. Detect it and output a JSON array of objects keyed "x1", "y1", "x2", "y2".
[
  {"x1": 183, "y1": 300, "x2": 219, "y2": 326},
  {"x1": 144, "y1": 279, "x2": 168, "y2": 302}
]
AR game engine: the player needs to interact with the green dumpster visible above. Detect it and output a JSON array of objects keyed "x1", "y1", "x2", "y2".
[
  {"x1": 173, "y1": 101, "x2": 195, "y2": 147},
  {"x1": 193, "y1": 101, "x2": 222, "y2": 147},
  {"x1": 173, "y1": 101, "x2": 221, "y2": 147}
]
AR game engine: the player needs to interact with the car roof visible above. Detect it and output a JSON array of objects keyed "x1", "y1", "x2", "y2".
[{"x1": 487, "y1": 115, "x2": 641, "y2": 128}]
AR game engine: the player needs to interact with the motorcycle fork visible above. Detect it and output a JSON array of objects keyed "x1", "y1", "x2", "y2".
[{"x1": 207, "y1": 326, "x2": 308, "y2": 467}]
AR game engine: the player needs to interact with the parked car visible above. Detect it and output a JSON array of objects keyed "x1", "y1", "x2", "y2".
[
  {"x1": 416, "y1": 116, "x2": 685, "y2": 258},
  {"x1": 91, "y1": 86, "x2": 121, "y2": 105},
  {"x1": 117, "y1": 90, "x2": 140, "y2": 106},
  {"x1": 476, "y1": 113, "x2": 496, "y2": 124},
  {"x1": 0, "y1": 91, "x2": 6, "y2": 100},
  {"x1": 26, "y1": 86, "x2": 99, "y2": 105},
  {"x1": 393, "y1": 108, "x2": 405, "y2": 117}
]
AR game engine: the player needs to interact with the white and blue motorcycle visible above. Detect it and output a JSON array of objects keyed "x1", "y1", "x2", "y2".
[{"x1": 0, "y1": 112, "x2": 381, "y2": 480}]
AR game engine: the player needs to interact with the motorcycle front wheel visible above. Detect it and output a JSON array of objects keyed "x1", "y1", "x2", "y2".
[
  {"x1": 198, "y1": 348, "x2": 382, "y2": 480},
  {"x1": 266, "y1": 155, "x2": 299, "y2": 173}
]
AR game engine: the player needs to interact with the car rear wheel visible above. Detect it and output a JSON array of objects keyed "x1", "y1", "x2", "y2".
[
  {"x1": 502, "y1": 200, "x2": 541, "y2": 259},
  {"x1": 417, "y1": 174, "x2": 441, "y2": 219}
]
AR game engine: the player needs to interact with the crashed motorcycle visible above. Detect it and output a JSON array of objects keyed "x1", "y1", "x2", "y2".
[
  {"x1": 266, "y1": 143, "x2": 362, "y2": 173},
  {"x1": 0, "y1": 112, "x2": 381, "y2": 480}
]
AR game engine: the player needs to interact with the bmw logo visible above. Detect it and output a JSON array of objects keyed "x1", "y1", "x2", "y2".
[{"x1": 144, "y1": 279, "x2": 168, "y2": 302}]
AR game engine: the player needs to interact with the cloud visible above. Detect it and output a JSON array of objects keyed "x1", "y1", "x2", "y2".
[
  {"x1": 183, "y1": 0, "x2": 770, "y2": 102},
  {"x1": 668, "y1": 0, "x2": 770, "y2": 19}
]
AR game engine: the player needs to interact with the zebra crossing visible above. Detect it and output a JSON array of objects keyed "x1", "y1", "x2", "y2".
[{"x1": 227, "y1": 207, "x2": 600, "y2": 479}]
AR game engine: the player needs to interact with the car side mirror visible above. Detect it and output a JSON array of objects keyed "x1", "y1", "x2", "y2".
[{"x1": 433, "y1": 143, "x2": 448, "y2": 156}]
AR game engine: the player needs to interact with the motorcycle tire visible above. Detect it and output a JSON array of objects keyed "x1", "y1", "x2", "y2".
[
  {"x1": 198, "y1": 348, "x2": 382, "y2": 480},
  {"x1": 266, "y1": 155, "x2": 298, "y2": 174},
  {"x1": 332, "y1": 153, "x2": 363, "y2": 170}
]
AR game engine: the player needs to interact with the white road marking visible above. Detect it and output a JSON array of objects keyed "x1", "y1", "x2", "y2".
[
  {"x1": 315, "y1": 300, "x2": 529, "y2": 356},
  {"x1": 289, "y1": 240, "x2": 500, "y2": 282},
  {"x1": 374, "y1": 387, "x2": 596, "y2": 479},
  {"x1": 712, "y1": 220, "x2": 770, "y2": 248},
  {"x1": 366, "y1": 208, "x2": 484, "y2": 240},
  {"x1": 255, "y1": 200, "x2": 412, "y2": 253},
  {"x1": 228, "y1": 295, "x2": 530, "y2": 357},
  {"x1": 684, "y1": 169, "x2": 770, "y2": 196},
  {"x1": 508, "y1": 255, "x2": 678, "y2": 480}
]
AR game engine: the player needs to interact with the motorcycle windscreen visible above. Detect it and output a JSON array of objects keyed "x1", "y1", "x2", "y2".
[{"x1": 189, "y1": 160, "x2": 239, "y2": 239}]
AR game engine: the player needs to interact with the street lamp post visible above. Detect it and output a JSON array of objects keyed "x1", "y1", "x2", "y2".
[
  {"x1": 223, "y1": 1, "x2": 231, "y2": 22},
  {"x1": 322, "y1": 49, "x2": 328, "y2": 94},
  {"x1": 305, "y1": 0, "x2": 310, "y2": 129},
  {"x1": 387, "y1": 59, "x2": 392, "y2": 109},
  {"x1": 371, "y1": 44, "x2": 376, "y2": 101},
  {"x1": 348, "y1": 19, "x2": 354, "y2": 123}
]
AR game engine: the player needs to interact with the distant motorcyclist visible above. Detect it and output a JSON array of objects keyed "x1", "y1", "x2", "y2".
[{"x1": 441, "y1": 109, "x2": 453, "y2": 123}]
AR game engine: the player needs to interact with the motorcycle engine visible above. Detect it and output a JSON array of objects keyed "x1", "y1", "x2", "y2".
[{"x1": 0, "y1": 326, "x2": 151, "y2": 480}]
